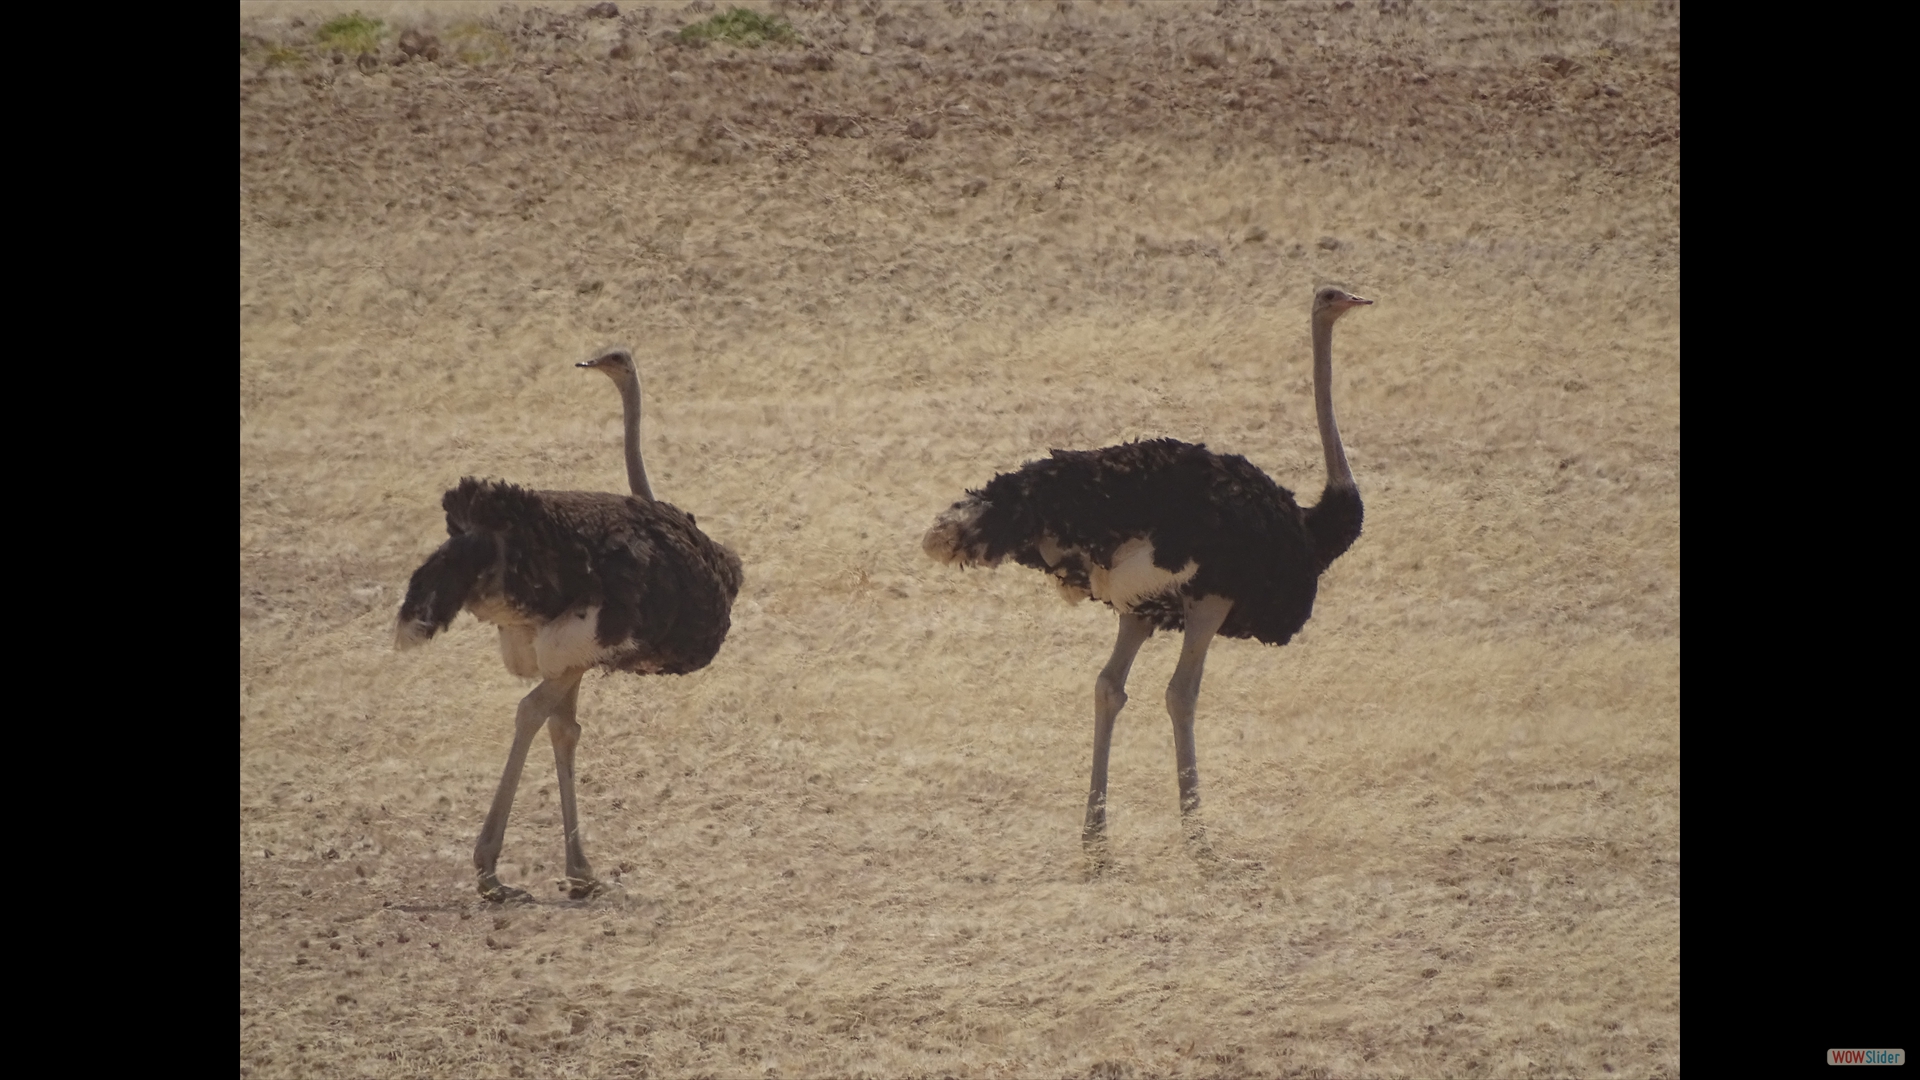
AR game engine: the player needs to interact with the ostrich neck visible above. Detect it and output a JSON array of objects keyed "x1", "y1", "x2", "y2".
[
  {"x1": 1312, "y1": 317, "x2": 1355, "y2": 491},
  {"x1": 616, "y1": 374, "x2": 656, "y2": 501}
]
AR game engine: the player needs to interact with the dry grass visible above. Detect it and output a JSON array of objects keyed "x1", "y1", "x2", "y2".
[{"x1": 240, "y1": 2, "x2": 1680, "y2": 1076}]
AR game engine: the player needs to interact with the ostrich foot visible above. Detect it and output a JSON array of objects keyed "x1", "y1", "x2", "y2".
[
  {"x1": 1183, "y1": 816, "x2": 1217, "y2": 860},
  {"x1": 562, "y1": 876, "x2": 605, "y2": 901},
  {"x1": 1199, "y1": 851, "x2": 1267, "y2": 877},
  {"x1": 1183, "y1": 817, "x2": 1261, "y2": 872},
  {"x1": 1082, "y1": 838, "x2": 1115, "y2": 879},
  {"x1": 1185, "y1": 833, "x2": 1265, "y2": 876},
  {"x1": 478, "y1": 874, "x2": 535, "y2": 904}
]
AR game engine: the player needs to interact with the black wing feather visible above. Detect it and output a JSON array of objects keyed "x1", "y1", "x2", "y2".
[
  {"x1": 941, "y1": 438, "x2": 1353, "y2": 645},
  {"x1": 400, "y1": 478, "x2": 742, "y2": 676}
]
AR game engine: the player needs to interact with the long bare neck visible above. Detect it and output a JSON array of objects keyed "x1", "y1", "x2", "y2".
[
  {"x1": 1312, "y1": 315, "x2": 1354, "y2": 492},
  {"x1": 615, "y1": 372, "x2": 655, "y2": 501}
]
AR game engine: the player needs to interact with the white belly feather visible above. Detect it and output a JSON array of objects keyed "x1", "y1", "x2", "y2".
[
  {"x1": 1038, "y1": 535, "x2": 1197, "y2": 611},
  {"x1": 533, "y1": 604, "x2": 610, "y2": 679},
  {"x1": 477, "y1": 599, "x2": 615, "y2": 680},
  {"x1": 1093, "y1": 537, "x2": 1198, "y2": 608}
]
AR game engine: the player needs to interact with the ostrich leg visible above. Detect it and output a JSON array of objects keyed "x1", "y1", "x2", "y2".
[
  {"x1": 1084, "y1": 613, "x2": 1153, "y2": 865},
  {"x1": 474, "y1": 673, "x2": 582, "y2": 902},
  {"x1": 1166, "y1": 595, "x2": 1233, "y2": 858},
  {"x1": 546, "y1": 677, "x2": 604, "y2": 899}
]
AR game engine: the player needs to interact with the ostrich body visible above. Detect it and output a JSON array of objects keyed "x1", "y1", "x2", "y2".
[
  {"x1": 395, "y1": 349, "x2": 743, "y2": 902},
  {"x1": 923, "y1": 287, "x2": 1371, "y2": 861}
]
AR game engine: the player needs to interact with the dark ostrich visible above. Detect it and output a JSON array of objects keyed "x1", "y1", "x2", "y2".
[
  {"x1": 396, "y1": 349, "x2": 743, "y2": 902},
  {"x1": 924, "y1": 287, "x2": 1372, "y2": 863}
]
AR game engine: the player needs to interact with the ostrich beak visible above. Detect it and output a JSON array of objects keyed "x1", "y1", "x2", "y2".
[
  {"x1": 579, "y1": 351, "x2": 630, "y2": 370},
  {"x1": 1342, "y1": 295, "x2": 1374, "y2": 308}
]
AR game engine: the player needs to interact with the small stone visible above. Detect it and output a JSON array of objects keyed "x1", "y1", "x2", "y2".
[{"x1": 398, "y1": 29, "x2": 440, "y2": 58}]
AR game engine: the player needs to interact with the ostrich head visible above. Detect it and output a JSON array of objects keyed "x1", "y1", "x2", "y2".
[
  {"x1": 577, "y1": 347, "x2": 636, "y2": 381},
  {"x1": 577, "y1": 346, "x2": 654, "y2": 499},
  {"x1": 1312, "y1": 286, "x2": 1373, "y2": 322}
]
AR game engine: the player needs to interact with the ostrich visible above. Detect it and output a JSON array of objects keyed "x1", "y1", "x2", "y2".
[
  {"x1": 923, "y1": 287, "x2": 1372, "y2": 862},
  {"x1": 395, "y1": 348, "x2": 744, "y2": 902}
]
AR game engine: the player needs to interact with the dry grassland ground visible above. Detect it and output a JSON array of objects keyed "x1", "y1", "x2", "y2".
[{"x1": 239, "y1": 1, "x2": 1680, "y2": 1076}]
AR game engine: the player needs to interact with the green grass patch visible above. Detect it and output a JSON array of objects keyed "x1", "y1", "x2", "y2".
[
  {"x1": 446, "y1": 21, "x2": 512, "y2": 64},
  {"x1": 317, "y1": 11, "x2": 384, "y2": 54},
  {"x1": 677, "y1": 8, "x2": 795, "y2": 48},
  {"x1": 242, "y1": 34, "x2": 306, "y2": 67}
]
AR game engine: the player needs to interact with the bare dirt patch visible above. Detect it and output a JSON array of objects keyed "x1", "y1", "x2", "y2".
[{"x1": 241, "y1": 2, "x2": 1680, "y2": 1076}]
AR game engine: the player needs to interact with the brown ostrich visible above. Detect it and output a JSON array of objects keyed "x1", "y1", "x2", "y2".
[{"x1": 396, "y1": 349, "x2": 743, "y2": 901}]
